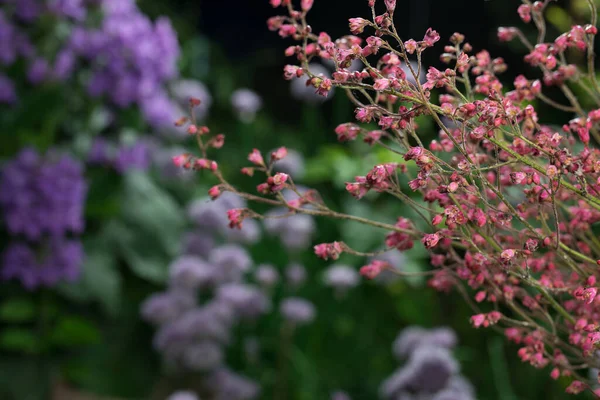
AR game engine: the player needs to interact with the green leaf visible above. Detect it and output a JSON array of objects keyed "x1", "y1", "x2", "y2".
[
  {"x1": 0, "y1": 298, "x2": 36, "y2": 322},
  {"x1": 121, "y1": 171, "x2": 185, "y2": 257},
  {"x1": 0, "y1": 328, "x2": 40, "y2": 353},
  {"x1": 50, "y1": 316, "x2": 101, "y2": 347},
  {"x1": 105, "y1": 220, "x2": 169, "y2": 283}
]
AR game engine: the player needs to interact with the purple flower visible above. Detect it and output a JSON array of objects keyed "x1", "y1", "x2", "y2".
[
  {"x1": 392, "y1": 327, "x2": 457, "y2": 360},
  {"x1": 280, "y1": 297, "x2": 315, "y2": 325},
  {"x1": 254, "y1": 264, "x2": 279, "y2": 287},
  {"x1": 166, "y1": 391, "x2": 198, "y2": 400},
  {"x1": 209, "y1": 245, "x2": 252, "y2": 283},
  {"x1": 113, "y1": 140, "x2": 152, "y2": 173},
  {"x1": 217, "y1": 283, "x2": 271, "y2": 319},
  {"x1": 231, "y1": 88, "x2": 262, "y2": 123},
  {"x1": 141, "y1": 290, "x2": 196, "y2": 326},
  {"x1": 170, "y1": 79, "x2": 212, "y2": 120},
  {"x1": 87, "y1": 137, "x2": 114, "y2": 166},
  {"x1": 1, "y1": 239, "x2": 83, "y2": 289},
  {"x1": 48, "y1": 0, "x2": 86, "y2": 20},
  {"x1": 0, "y1": 148, "x2": 87, "y2": 240},
  {"x1": 27, "y1": 58, "x2": 49, "y2": 84},
  {"x1": 399, "y1": 346, "x2": 459, "y2": 394},
  {"x1": 140, "y1": 91, "x2": 181, "y2": 129},
  {"x1": 187, "y1": 199, "x2": 228, "y2": 230},
  {"x1": 182, "y1": 340, "x2": 224, "y2": 371},
  {"x1": 331, "y1": 391, "x2": 352, "y2": 400},
  {"x1": 181, "y1": 231, "x2": 215, "y2": 259},
  {"x1": 323, "y1": 264, "x2": 359, "y2": 291},
  {"x1": 0, "y1": 73, "x2": 17, "y2": 104},
  {"x1": 285, "y1": 263, "x2": 306, "y2": 288},
  {"x1": 204, "y1": 368, "x2": 260, "y2": 400},
  {"x1": 169, "y1": 255, "x2": 215, "y2": 290},
  {"x1": 52, "y1": 49, "x2": 76, "y2": 81}
]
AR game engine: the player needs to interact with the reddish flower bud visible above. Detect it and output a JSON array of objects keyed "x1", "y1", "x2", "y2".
[
  {"x1": 360, "y1": 260, "x2": 388, "y2": 279},
  {"x1": 271, "y1": 147, "x2": 288, "y2": 161},
  {"x1": 208, "y1": 185, "x2": 222, "y2": 200},
  {"x1": 172, "y1": 153, "x2": 190, "y2": 168},
  {"x1": 248, "y1": 149, "x2": 265, "y2": 166},
  {"x1": 314, "y1": 242, "x2": 344, "y2": 260}
]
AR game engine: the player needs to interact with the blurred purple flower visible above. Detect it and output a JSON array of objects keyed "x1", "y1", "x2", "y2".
[
  {"x1": 141, "y1": 290, "x2": 196, "y2": 326},
  {"x1": 181, "y1": 231, "x2": 215, "y2": 259},
  {"x1": 0, "y1": 148, "x2": 87, "y2": 240},
  {"x1": 204, "y1": 368, "x2": 260, "y2": 400},
  {"x1": 182, "y1": 340, "x2": 224, "y2": 371},
  {"x1": 285, "y1": 263, "x2": 306, "y2": 288},
  {"x1": 331, "y1": 391, "x2": 352, "y2": 400},
  {"x1": 217, "y1": 283, "x2": 271, "y2": 319},
  {"x1": 1, "y1": 239, "x2": 83, "y2": 289},
  {"x1": 0, "y1": 73, "x2": 17, "y2": 104},
  {"x1": 87, "y1": 137, "x2": 113, "y2": 166},
  {"x1": 323, "y1": 264, "x2": 359, "y2": 292},
  {"x1": 254, "y1": 264, "x2": 279, "y2": 288},
  {"x1": 114, "y1": 140, "x2": 153, "y2": 173},
  {"x1": 209, "y1": 244, "x2": 252, "y2": 283},
  {"x1": 393, "y1": 326, "x2": 457, "y2": 360},
  {"x1": 231, "y1": 88, "x2": 262, "y2": 123},
  {"x1": 48, "y1": 0, "x2": 86, "y2": 20},
  {"x1": 166, "y1": 391, "x2": 198, "y2": 400},
  {"x1": 280, "y1": 297, "x2": 315, "y2": 325},
  {"x1": 27, "y1": 58, "x2": 49, "y2": 84},
  {"x1": 169, "y1": 255, "x2": 215, "y2": 290}
]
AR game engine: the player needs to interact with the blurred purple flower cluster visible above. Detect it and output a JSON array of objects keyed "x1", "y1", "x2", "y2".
[
  {"x1": 141, "y1": 192, "x2": 316, "y2": 399},
  {"x1": 88, "y1": 137, "x2": 154, "y2": 173},
  {"x1": 0, "y1": 148, "x2": 87, "y2": 289},
  {"x1": 0, "y1": 0, "x2": 180, "y2": 129},
  {"x1": 380, "y1": 327, "x2": 475, "y2": 400}
]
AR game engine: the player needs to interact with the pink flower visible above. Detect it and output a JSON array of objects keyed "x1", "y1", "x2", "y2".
[
  {"x1": 404, "y1": 39, "x2": 418, "y2": 54},
  {"x1": 314, "y1": 242, "x2": 344, "y2": 260},
  {"x1": 301, "y1": 0, "x2": 313, "y2": 11},
  {"x1": 373, "y1": 78, "x2": 391, "y2": 91},
  {"x1": 422, "y1": 28, "x2": 440, "y2": 47},
  {"x1": 360, "y1": 260, "x2": 388, "y2": 279},
  {"x1": 248, "y1": 149, "x2": 265, "y2": 166},
  {"x1": 271, "y1": 147, "x2": 288, "y2": 161},
  {"x1": 172, "y1": 153, "x2": 190, "y2": 168},
  {"x1": 208, "y1": 185, "x2": 222, "y2": 200},
  {"x1": 422, "y1": 233, "x2": 440, "y2": 249},
  {"x1": 227, "y1": 208, "x2": 246, "y2": 229},
  {"x1": 517, "y1": 4, "x2": 532, "y2": 23},
  {"x1": 565, "y1": 381, "x2": 586, "y2": 394},
  {"x1": 384, "y1": 0, "x2": 396, "y2": 13},
  {"x1": 500, "y1": 249, "x2": 516, "y2": 264},
  {"x1": 349, "y1": 18, "x2": 369, "y2": 35},
  {"x1": 471, "y1": 314, "x2": 487, "y2": 328}
]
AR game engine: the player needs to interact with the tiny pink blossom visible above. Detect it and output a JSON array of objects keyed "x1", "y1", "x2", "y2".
[{"x1": 248, "y1": 149, "x2": 265, "y2": 166}]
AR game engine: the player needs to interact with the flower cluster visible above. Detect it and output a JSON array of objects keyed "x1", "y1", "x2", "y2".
[
  {"x1": 88, "y1": 137, "x2": 154, "y2": 173},
  {"x1": 0, "y1": 148, "x2": 87, "y2": 289},
  {"x1": 1, "y1": 0, "x2": 180, "y2": 129},
  {"x1": 381, "y1": 326, "x2": 475, "y2": 400},
  {"x1": 171, "y1": 0, "x2": 600, "y2": 394},
  {"x1": 141, "y1": 191, "x2": 316, "y2": 398}
]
